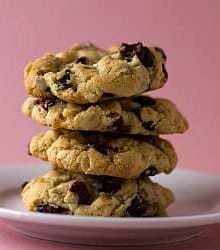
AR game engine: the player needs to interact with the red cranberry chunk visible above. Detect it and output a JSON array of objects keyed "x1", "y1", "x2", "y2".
[
  {"x1": 120, "y1": 42, "x2": 155, "y2": 68},
  {"x1": 126, "y1": 197, "x2": 149, "y2": 217},
  {"x1": 145, "y1": 166, "x2": 159, "y2": 176},
  {"x1": 37, "y1": 204, "x2": 68, "y2": 214},
  {"x1": 70, "y1": 180, "x2": 92, "y2": 205},
  {"x1": 94, "y1": 176, "x2": 122, "y2": 194},
  {"x1": 133, "y1": 96, "x2": 156, "y2": 106},
  {"x1": 142, "y1": 121, "x2": 157, "y2": 131}
]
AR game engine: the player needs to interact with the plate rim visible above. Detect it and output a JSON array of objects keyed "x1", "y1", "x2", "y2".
[{"x1": 0, "y1": 206, "x2": 220, "y2": 229}]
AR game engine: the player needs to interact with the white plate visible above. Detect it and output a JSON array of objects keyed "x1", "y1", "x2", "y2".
[{"x1": 0, "y1": 166, "x2": 219, "y2": 246}]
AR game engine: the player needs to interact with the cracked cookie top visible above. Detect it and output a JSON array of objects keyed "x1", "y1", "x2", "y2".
[{"x1": 24, "y1": 42, "x2": 167, "y2": 104}]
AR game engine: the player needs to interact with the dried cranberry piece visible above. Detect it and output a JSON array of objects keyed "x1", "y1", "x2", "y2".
[
  {"x1": 94, "y1": 176, "x2": 122, "y2": 194},
  {"x1": 45, "y1": 86, "x2": 52, "y2": 94},
  {"x1": 57, "y1": 69, "x2": 71, "y2": 90},
  {"x1": 145, "y1": 166, "x2": 159, "y2": 176},
  {"x1": 89, "y1": 143, "x2": 107, "y2": 154},
  {"x1": 27, "y1": 142, "x2": 32, "y2": 156},
  {"x1": 106, "y1": 112, "x2": 120, "y2": 119},
  {"x1": 126, "y1": 197, "x2": 149, "y2": 217},
  {"x1": 142, "y1": 121, "x2": 157, "y2": 131},
  {"x1": 21, "y1": 181, "x2": 29, "y2": 189},
  {"x1": 70, "y1": 180, "x2": 92, "y2": 205},
  {"x1": 155, "y1": 47, "x2": 167, "y2": 60},
  {"x1": 85, "y1": 133, "x2": 119, "y2": 154},
  {"x1": 111, "y1": 117, "x2": 131, "y2": 133},
  {"x1": 120, "y1": 42, "x2": 155, "y2": 68},
  {"x1": 37, "y1": 204, "x2": 68, "y2": 214},
  {"x1": 133, "y1": 96, "x2": 156, "y2": 106},
  {"x1": 75, "y1": 57, "x2": 88, "y2": 64},
  {"x1": 162, "y1": 64, "x2": 168, "y2": 81},
  {"x1": 42, "y1": 99, "x2": 57, "y2": 110},
  {"x1": 120, "y1": 43, "x2": 137, "y2": 61},
  {"x1": 89, "y1": 142, "x2": 118, "y2": 155},
  {"x1": 34, "y1": 98, "x2": 57, "y2": 111}
]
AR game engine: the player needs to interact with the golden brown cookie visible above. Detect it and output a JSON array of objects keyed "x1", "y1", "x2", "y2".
[
  {"x1": 22, "y1": 95, "x2": 188, "y2": 135},
  {"x1": 22, "y1": 169, "x2": 174, "y2": 217},
  {"x1": 28, "y1": 130, "x2": 177, "y2": 178},
  {"x1": 24, "y1": 42, "x2": 167, "y2": 104}
]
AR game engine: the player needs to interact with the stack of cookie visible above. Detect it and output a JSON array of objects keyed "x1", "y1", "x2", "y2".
[{"x1": 21, "y1": 42, "x2": 188, "y2": 217}]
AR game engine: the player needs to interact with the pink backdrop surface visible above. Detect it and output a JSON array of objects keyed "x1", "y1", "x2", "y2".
[{"x1": 0, "y1": 0, "x2": 220, "y2": 249}]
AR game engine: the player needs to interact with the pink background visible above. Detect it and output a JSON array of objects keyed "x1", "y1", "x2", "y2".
[{"x1": 0, "y1": 0, "x2": 220, "y2": 249}]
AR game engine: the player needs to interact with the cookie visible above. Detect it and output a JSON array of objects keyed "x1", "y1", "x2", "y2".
[
  {"x1": 22, "y1": 95, "x2": 188, "y2": 135},
  {"x1": 24, "y1": 42, "x2": 167, "y2": 104},
  {"x1": 21, "y1": 169, "x2": 174, "y2": 217},
  {"x1": 28, "y1": 130, "x2": 177, "y2": 178}
]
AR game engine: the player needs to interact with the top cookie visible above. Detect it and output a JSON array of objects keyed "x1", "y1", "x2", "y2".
[{"x1": 24, "y1": 42, "x2": 167, "y2": 104}]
